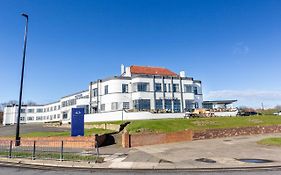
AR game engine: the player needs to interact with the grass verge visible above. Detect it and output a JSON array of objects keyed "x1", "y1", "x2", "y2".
[
  {"x1": 0, "y1": 151, "x2": 103, "y2": 162},
  {"x1": 126, "y1": 115, "x2": 281, "y2": 133},
  {"x1": 20, "y1": 128, "x2": 114, "y2": 137},
  {"x1": 257, "y1": 137, "x2": 281, "y2": 147}
]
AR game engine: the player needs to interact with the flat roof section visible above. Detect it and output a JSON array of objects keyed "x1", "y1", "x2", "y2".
[{"x1": 203, "y1": 100, "x2": 237, "y2": 105}]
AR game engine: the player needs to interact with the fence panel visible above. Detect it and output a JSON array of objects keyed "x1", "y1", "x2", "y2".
[{"x1": 0, "y1": 139, "x2": 100, "y2": 162}]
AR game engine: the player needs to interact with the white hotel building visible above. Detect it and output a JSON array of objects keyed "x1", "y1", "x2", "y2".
[{"x1": 3, "y1": 65, "x2": 203, "y2": 125}]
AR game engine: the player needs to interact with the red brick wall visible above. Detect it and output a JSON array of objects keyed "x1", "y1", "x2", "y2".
[
  {"x1": 193, "y1": 125, "x2": 281, "y2": 140},
  {"x1": 122, "y1": 130, "x2": 193, "y2": 148},
  {"x1": 0, "y1": 135, "x2": 106, "y2": 148}
]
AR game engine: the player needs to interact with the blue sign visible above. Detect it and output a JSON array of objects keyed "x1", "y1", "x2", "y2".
[{"x1": 71, "y1": 108, "x2": 85, "y2": 136}]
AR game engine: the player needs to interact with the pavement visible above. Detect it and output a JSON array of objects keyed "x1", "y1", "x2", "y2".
[{"x1": 1, "y1": 133, "x2": 281, "y2": 170}]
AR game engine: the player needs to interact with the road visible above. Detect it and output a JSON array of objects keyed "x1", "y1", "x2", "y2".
[{"x1": 1, "y1": 166, "x2": 281, "y2": 175}]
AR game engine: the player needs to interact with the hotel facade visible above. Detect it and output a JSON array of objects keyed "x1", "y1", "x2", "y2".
[{"x1": 3, "y1": 65, "x2": 203, "y2": 125}]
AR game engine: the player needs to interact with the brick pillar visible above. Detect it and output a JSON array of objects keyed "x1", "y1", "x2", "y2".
[{"x1": 122, "y1": 132, "x2": 130, "y2": 148}]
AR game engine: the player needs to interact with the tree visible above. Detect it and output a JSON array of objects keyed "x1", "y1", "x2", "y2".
[{"x1": 0, "y1": 100, "x2": 18, "y2": 112}]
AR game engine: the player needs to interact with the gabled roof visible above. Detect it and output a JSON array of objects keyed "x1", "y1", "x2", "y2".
[{"x1": 130, "y1": 65, "x2": 178, "y2": 76}]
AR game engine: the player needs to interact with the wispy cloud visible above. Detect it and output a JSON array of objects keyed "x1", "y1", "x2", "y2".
[
  {"x1": 233, "y1": 42, "x2": 249, "y2": 55},
  {"x1": 205, "y1": 90, "x2": 281, "y2": 107}
]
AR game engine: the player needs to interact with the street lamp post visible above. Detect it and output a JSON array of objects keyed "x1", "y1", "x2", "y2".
[{"x1": 15, "y1": 13, "x2": 29, "y2": 146}]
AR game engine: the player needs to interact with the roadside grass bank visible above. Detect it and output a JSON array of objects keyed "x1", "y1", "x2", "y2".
[
  {"x1": 19, "y1": 128, "x2": 114, "y2": 137},
  {"x1": 125, "y1": 115, "x2": 281, "y2": 134},
  {"x1": 85, "y1": 121, "x2": 123, "y2": 125},
  {"x1": 0, "y1": 151, "x2": 103, "y2": 162},
  {"x1": 257, "y1": 137, "x2": 281, "y2": 147}
]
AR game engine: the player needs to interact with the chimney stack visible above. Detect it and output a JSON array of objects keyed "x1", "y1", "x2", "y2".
[
  {"x1": 121, "y1": 64, "x2": 125, "y2": 75},
  {"x1": 179, "y1": 71, "x2": 186, "y2": 77}
]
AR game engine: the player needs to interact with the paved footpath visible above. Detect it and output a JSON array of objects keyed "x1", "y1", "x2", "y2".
[{"x1": 1, "y1": 133, "x2": 281, "y2": 170}]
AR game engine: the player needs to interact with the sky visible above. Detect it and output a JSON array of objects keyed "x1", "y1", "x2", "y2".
[{"x1": 0, "y1": 0, "x2": 281, "y2": 108}]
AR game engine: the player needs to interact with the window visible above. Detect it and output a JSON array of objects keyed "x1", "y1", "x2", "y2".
[
  {"x1": 185, "y1": 100, "x2": 195, "y2": 112},
  {"x1": 173, "y1": 84, "x2": 179, "y2": 92},
  {"x1": 195, "y1": 102, "x2": 199, "y2": 108},
  {"x1": 122, "y1": 84, "x2": 128, "y2": 93},
  {"x1": 62, "y1": 112, "x2": 67, "y2": 119},
  {"x1": 93, "y1": 88, "x2": 98, "y2": 97},
  {"x1": 62, "y1": 99, "x2": 76, "y2": 107},
  {"x1": 155, "y1": 99, "x2": 163, "y2": 110},
  {"x1": 51, "y1": 107, "x2": 53, "y2": 111},
  {"x1": 28, "y1": 109, "x2": 34, "y2": 113},
  {"x1": 193, "y1": 86, "x2": 198, "y2": 95},
  {"x1": 54, "y1": 106, "x2": 57, "y2": 110},
  {"x1": 58, "y1": 105, "x2": 61, "y2": 110},
  {"x1": 165, "y1": 99, "x2": 172, "y2": 111},
  {"x1": 57, "y1": 114, "x2": 60, "y2": 119},
  {"x1": 111, "y1": 102, "x2": 118, "y2": 111},
  {"x1": 164, "y1": 83, "x2": 167, "y2": 92},
  {"x1": 101, "y1": 104, "x2": 105, "y2": 111},
  {"x1": 123, "y1": 102, "x2": 130, "y2": 109},
  {"x1": 133, "y1": 99, "x2": 151, "y2": 111},
  {"x1": 174, "y1": 99, "x2": 181, "y2": 113},
  {"x1": 36, "y1": 116, "x2": 43, "y2": 120},
  {"x1": 69, "y1": 99, "x2": 76, "y2": 106},
  {"x1": 27, "y1": 117, "x2": 34, "y2": 121},
  {"x1": 20, "y1": 109, "x2": 26, "y2": 113},
  {"x1": 184, "y1": 85, "x2": 193, "y2": 93},
  {"x1": 135, "y1": 83, "x2": 149, "y2": 92},
  {"x1": 20, "y1": 117, "x2": 25, "y2": 121},
  {"x1": 36, "y1": 108, "x2": 43, "y2": 113},
  {"x1": 155, "y1": 83, "x2": 162, "y2": 92},
  {"x1": 104, "y1": 85, "x2": 108, "y2": 95}
]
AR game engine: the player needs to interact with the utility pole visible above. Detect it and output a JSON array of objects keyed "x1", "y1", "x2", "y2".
[{"x1": 15, "y1": 13, "x2": 29, "y2": 146}]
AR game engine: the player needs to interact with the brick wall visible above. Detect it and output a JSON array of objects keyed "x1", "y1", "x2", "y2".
[
  {"x1": 193, "y1": 125, "x2": 281, "y2": 140},
  {"x1": 122, "y1": 125, "x2": 281, "y2": 148},
  {"x1": 122, "y1": 130, "x2": 193, "y2": 148},
  {"x1": 0, "y1": 135, "x2": 106, "y2": 148}
]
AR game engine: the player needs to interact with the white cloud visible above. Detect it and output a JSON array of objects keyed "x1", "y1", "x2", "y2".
[
  {"x1": 233, "y1": 42, "x2": 249, "y2": 55},
  {"x1": 205, "y1": 90, "x2": 281, "y2": 107}
]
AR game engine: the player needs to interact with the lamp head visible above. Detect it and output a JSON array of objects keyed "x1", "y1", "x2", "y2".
[{"x1": 21, "y1": 13, "x2": 28, "y2": 18}]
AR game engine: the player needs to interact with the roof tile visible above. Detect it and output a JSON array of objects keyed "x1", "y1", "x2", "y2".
[{"x1": 130, "y1": 65, "x2": 178, "y2": 76}]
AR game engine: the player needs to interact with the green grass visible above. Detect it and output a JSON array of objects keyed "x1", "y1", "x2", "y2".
[
  {"x1": 257, "y1": 137, "x2": 281, "y2": 147},
  {"x1": 85, "y1": 121, "x2": 123, "y2": 125},
  {"x1": 0, "y1": 151, "x2": 103, "y2": 162},
  {"x1": 20, "y1": 128, "x2": 114, "y2": 137},
  {"x1": 126, "y1": 115, "x2": 281, "y2": 133}
]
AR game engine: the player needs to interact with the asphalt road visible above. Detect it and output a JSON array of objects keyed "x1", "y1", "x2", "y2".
[
  {"x1": 1, "y1": 166, "x2": 281, "y2": 175},
  {"x1": 0, "y1": 124, "x2": 69, "y2": 136}
]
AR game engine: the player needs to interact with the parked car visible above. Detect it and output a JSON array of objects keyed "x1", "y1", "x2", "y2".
[
  {"x1": 238, "y1": 110, "x2": 261, "y2": 116},
  {"x1": 273, "y1": 111, "x2": 281, "y2": 116}
]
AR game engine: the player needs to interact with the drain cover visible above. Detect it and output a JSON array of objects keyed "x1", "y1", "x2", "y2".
[
  {"x1": 195, "y1": 158, "x2": 216, "y2": 163},
  {"x1": 236, "y1": 158, "x2": 274, "y2": 163}
]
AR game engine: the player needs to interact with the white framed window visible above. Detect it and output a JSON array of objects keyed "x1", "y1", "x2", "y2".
[
  {"x1": 101, "y1": 104, "x2": 105, "y2": 111},
  {"x1": 104, "y1": 85, "x2": 109, "y2": 95},
  {"x1": 123, "y1": 102, "x2": 130, "y2": 109},
  {"x1": 111, "y1": 102, "x2": 118, "y2": 111},
  {"x1": 122, "y1": 84, "x2": 128, "y2": 93},
  {"x1": 155, "y1": 83, "x2": 162, "y2": 92}
]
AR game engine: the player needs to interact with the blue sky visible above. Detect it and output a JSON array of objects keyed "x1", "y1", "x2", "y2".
[{"x1": 0, "y1": 0, "x2": 281, "y2": 108}]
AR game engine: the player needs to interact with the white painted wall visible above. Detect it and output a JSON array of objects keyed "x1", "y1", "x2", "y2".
[{"x1": 85, "y1": 111, "x2": 186, "y2": 122}]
